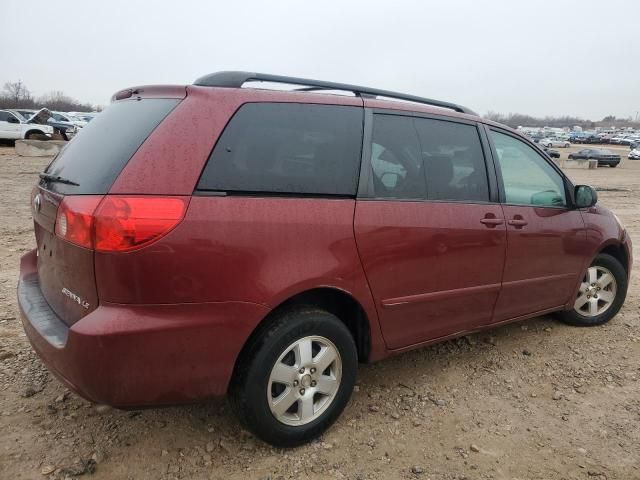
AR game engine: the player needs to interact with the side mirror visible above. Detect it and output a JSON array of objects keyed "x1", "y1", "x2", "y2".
[{"x1": 575, "y1": 185, "x2": 598, "y2": 208}]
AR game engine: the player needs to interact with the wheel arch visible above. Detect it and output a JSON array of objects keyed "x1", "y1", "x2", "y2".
[
  {"x1": 599, "y1": 243, "x2": 629, "y2": 274},
  {"x1": 24, "y1": 129, "x2": 45, "y2": 139},
  {"x1": 234, "y1": 287, "x2": 373, "y2": 377},
  {"x1": 562, "y1": 237, "x2": 629, "y2": 312}
]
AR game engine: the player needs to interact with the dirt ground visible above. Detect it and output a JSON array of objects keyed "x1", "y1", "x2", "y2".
[{"x1": 0, "y1": 143, "x2": 638, "y2": 480}]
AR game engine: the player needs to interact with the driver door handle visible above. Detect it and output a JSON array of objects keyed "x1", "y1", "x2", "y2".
[{"x1": 480, "y1": 216, "x2": 504, "y2": 227}]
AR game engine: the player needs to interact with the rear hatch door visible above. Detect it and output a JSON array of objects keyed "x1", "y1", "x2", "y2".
[
  {"x1": 34, "y1": 93, "x2": 182, "y2": 326},
  {"x1": 32, "y1": 187, "x2": 98, "y2": 324}
]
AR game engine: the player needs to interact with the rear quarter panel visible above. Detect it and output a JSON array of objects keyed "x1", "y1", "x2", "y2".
[{"x1": 94, "y1": 197, "x2": 386, "y2": 360}]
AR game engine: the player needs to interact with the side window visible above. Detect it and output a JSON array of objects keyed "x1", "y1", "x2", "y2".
[
  {"x1": 490, "y1": 130, "x2": 566, "y2": 207},
  {"x1": 369, "y1": 114, "x2": 425, "y2": 199},
  {"x1": 198, "y1": 103, "x2": 363, "y2": 196},
  {"x1": 414, "y1": 118, "x2": 489, "y2": 202},
  {"x1": 0, "y1": 112, "x2": 11, "y2": 122}
]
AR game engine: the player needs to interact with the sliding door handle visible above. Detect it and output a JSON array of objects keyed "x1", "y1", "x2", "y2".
[{"x1": 480, "y1": 217, "x2": 504, "y2": 227}]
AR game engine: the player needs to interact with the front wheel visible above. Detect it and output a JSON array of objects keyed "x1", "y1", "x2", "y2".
[
  {"x1": 25, "y1": 131, "x2": 43, "y2": 140},
  {"x1": 609, "y1": 164, "x2": 618, "y2": 168},
  {"x1": 557, "y1": 253, "x2": 627, "y2": 327},
  {"x1": 229, "y1": 308, "x2": 357, "y2": 447}
]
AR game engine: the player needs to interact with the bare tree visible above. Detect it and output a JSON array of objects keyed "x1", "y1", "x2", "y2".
[
  {"x1": 484, "y1": 111, "x2": 639, "y2": 129},
  {"x1": 2, "y1": 80, "x2": 32, "y2": 107},
  {"x1": 37, "y1": 90, "x2": 77, "y2": 111}
]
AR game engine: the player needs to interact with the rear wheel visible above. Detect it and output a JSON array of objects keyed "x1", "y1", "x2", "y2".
[
  {"x1": 229, "y1": 308, "x2": 357, "y2": 447},
  {"x1": 557, "y1": 253, "x2": 627, "y2": 327},
  {"x1": 610, "y1": 164, "x2": 618, "y2": 168}
]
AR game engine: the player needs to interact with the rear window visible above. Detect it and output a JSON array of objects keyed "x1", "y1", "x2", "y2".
[
  {"x1": 197, "y1": 103, "x2": 363, "y2": 196},
  {"x1": 42, "y1": 98, "x2": 179, "y2": 194}
]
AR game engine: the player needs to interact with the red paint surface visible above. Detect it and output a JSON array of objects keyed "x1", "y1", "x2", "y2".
[
  {"x1": 354, "y1": 200, "x2": 506, "y2": 348},
  {"x1": 18, "y1": 83, "x2": 632, "y2": 407},
  {"x1": 492, "y1": 206, "x2": 587, "y2": 321},
  {"x1": 20, "y1": 249, "x2": 270, "y2": 406}
]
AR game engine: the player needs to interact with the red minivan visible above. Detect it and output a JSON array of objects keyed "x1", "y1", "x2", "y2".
[{"x1": 18, "y1": 72, "x2": 632, "y2": 446}]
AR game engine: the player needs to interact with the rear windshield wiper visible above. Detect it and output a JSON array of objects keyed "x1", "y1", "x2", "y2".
[{"x1": 39, "y1": 172, "x2": 80, "y2": 186}]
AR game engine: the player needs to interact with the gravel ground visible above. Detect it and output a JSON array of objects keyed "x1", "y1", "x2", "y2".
[{"x1": 0, "y1": 144, "x2": 638, "y2": 480}]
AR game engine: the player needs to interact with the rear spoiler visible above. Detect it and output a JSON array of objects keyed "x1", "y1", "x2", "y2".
[{"x1": 111, "y1": 85, "x2": 187, "y2": 102}]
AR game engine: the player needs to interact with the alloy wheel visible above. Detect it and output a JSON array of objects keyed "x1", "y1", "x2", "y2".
[
  {"x1": 574, "y1": 266, "x2": 617, "y2": 317},
  {"x1": 267, "y1": 336, "x2": 342, "y2": 426}
]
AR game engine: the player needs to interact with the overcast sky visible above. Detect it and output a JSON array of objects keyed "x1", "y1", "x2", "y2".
[{"x1": 2, "y1": 0, "x2": 638, "y2": 119}]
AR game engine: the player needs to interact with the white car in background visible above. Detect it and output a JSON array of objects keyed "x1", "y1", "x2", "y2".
[
  {"x1": 0, "y1": 109, "x2": 54, "y2": 140},
  {"x1": 50, "y1": 111, "x2": 88, "y2": 128},
  {"x1": 69, "y1": 111, "x2": 97, "y2": 123},
  {"x1": 540, "y1": 137, "x2": 571, "y2": 148},
  {"x1": 629, "y1": 148, "x2": 640, "y2": 160}
]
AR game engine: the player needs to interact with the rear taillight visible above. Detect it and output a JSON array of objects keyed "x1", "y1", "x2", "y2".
[
  {"x1": 55, "y1": 196, "x2": 103, "y2": 249},
  {"x1": 94, "y1": 196, "x2": 187, "y2": 252},
  {"x1": 55, "y1": 196, "x2": 188, "y2": 252}
]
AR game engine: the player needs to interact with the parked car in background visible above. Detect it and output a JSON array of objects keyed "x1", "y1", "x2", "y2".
[
  {"x1": 18, "y1": 71, "x2": 632, "y2": 447},
  {"x1": 543, "y1": 147, "x2": 560, "y2": 158},
  {"x1": 50, "y1": 111, "x2": 87, "y2": 128},
  {"x1": 610, "y1": 136, "x2": 636, "y2": 145},
  {"x1": 541, "y1": 138, "x2": 571, "y2": 148},
  {"x1": 568, "y1": 148, "x2": 621, "y2": 167},
  {"x1": 582, "y1": 134, "x2": 602, "y2": 144},
  {"x1": 15, "y1": 109, "x2": 78, "y2": 141},
  {"x1": 69, "y1": 112, "x2": 97, "y2": 122},
  {"x1": 0, "y1": 109, "x2": 54, "y2": 140},
  {"x1": 628, "y1": 148, "x2": 640, "y2": 160}
]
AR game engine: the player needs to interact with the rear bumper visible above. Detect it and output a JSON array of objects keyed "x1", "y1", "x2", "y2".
[{"x1": 18, "y1": 249, "x2": 270, "y2": 407}]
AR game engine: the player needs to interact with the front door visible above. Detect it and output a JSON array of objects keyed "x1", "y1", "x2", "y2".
[
  {"x1": 0, "y1": 111, "x2": 22, "y2": 139},
  {"x1": 354, "y1": 112, "x2": 506, "y2": 349},
  {"x1": 487, "y1": 128, "x2": 586, "y2": 322}
]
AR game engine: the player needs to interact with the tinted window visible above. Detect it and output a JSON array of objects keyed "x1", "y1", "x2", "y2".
[
  {"x1": 43, "y1": 98, "x2": 179, "y2": 194},
  {"x1": 0, "y1": 111, "x2": 11, "y2": 122},
  {"x1": 369, "y1": 115, "x2": 425, "y2": 199},
  {"x1": 368, "y1": 114, "x2": 489, "y2": 202},
  {"x1": 414, "y1": 118, "x2": 489, "y2": 202},
  {"x1": 198, "y1": 103, "x2": 363, "y2": 196},
  {"x1": 490, "y1": 130, "x2": 566, "y2": 207}
]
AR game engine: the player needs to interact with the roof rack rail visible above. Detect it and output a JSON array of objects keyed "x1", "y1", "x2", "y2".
[{"x1": 193, "y1": 71, "x2": 476, "y2": 115}]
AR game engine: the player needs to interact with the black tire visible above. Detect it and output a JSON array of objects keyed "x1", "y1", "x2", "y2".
[
  {"x1": 25, "y1": 130, "x2": 43, "y2": 140},
  {"x1": 609, "y1": 164, "x2": 618, "y2": 168},
  {"x1": 229, "y1": 307, "x2": 357, "y2": 447},
  {"x1": 557, "y1": 253, "x2": 627, "y2": 327}
]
